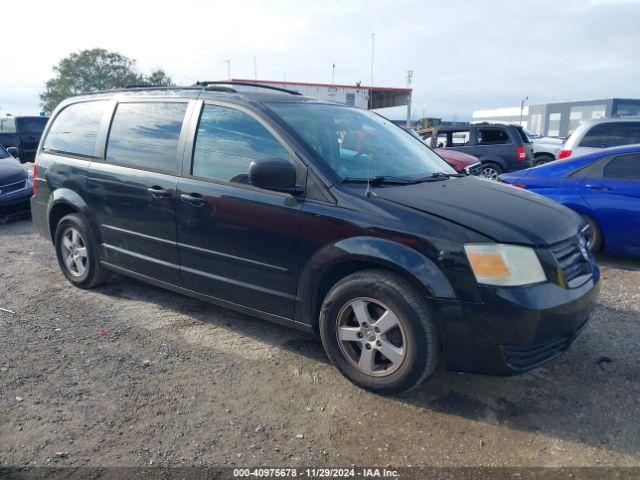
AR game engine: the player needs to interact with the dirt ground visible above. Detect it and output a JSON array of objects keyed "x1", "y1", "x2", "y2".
[{"x1": 1, "y1": 218, "x2": 639, "y2": 468}]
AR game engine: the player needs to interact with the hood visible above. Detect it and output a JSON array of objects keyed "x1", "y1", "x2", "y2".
[
  {"x1": 374, "y1": 176, "x2": 581, "y2": 246},
  {"x1": 0, "y1": 158, "x2": 28, "y2": 185}
]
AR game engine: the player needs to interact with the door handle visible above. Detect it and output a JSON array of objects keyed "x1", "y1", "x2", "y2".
[
  {"x1": 147, "y1": 186, "x2": 170, "y2": 198},
  {"x1": 180, "y1": 193, "x2": 205, "y2": 207},
  {"x1": 585, "y1": 184, "x2": 611, "y2": 191}
]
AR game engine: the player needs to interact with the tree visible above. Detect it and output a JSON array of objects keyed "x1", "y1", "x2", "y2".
[
  {"x1": 142, "y1": 69, "x2": 173, "y2": 87},
  {"x1": 40, "y1": 49, "x2": 174, "y2": 113}
]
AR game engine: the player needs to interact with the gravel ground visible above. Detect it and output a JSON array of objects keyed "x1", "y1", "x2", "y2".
[{"x1": 1, "y1": 218, "x2": 639, "y2": 468}]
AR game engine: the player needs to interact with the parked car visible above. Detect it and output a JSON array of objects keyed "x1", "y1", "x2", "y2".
[
  {"x1": 0, "y1": 115, "x2": 49, "y2": 163},
  {"x1": 31, "y1": 85, "x2": 600, "y2": 394},
  {"x1": 521, "y1": 128, "x2": 563, "y2": 166},
  {"x1": 558, "y1": 117, "x2": 640, "y2": 160},
  {"x1": 500, "y1": 144, "x2": 640, "y2": 256},
  {"x1": 426, "y1": 123, "x2": 534, "y2": 179},
  {"x1": 408, "y1": 129, "x2": 482, "y2": 175},
  {"x1": 0, "y1": 144, "x2": 33, "y2": 223}
]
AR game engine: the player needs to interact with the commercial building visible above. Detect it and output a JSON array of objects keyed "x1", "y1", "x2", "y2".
[
  {"x1": 229, "y1": 78, "x2": 413, "y2": 124},
  {"x1": 472, "y1": 98, "x2": 640, "y2": 137}
]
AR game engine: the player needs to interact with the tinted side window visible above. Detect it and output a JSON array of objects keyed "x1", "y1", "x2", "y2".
[
  {"x1": 603, "y1": 154, "x2": 640, "y2": 180},
  {"x1": 106, "y1": 102, "x2": 188, "y2": 173},
  {"x1": 580, "y1": 122, "x2": 640, "y2": 148},
  {"x1": 440, "y1": 130, "x2": 470, "y2": 147},
  {"x1": 44, "y1": 102, "x2": 107, "y2": 156},
  {"x1": 192, "y1": 104, "x2": 290, "y2": 184},
  {"x1": 17, "y1": 117, "x2": 48, "y2": 135},
  {"x1": 477, "y1": 128, "x2": 511, "y2": 145}
]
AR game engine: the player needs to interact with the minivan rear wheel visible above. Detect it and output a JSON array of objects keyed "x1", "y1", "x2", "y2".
[
  {"x1": 319, "y1": 269, "x2": 439, "y2": 395},
  {"x1": 54, "y1": 213, "x2": 109, "y2": 289},
  {"x1": 481, "y1": 162, "x2": 502, "y2": 180}
]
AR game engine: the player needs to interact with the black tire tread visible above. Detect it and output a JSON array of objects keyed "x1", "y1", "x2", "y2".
[
  {"x1": 320, "y1": 269, "x2": 440, "y2": 394},
  {"x1": 55, "y1": 213, "x2": 110, "y2": 289}
]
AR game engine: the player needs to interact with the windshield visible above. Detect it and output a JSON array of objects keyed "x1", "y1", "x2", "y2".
[
  {"x1": 522, "y1": 128, "x2": 538, "y2": 139},
  {"x1": 268, "y1": 103, "x2": 455, "y2": 181},
  {"x1": 0, "y1": 146, "x2": 10, "y2": 160}
]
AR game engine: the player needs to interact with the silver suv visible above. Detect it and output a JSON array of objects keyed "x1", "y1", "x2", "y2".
[{"x1": 559, "y1": 117, "x2": 640, "y2": 159}]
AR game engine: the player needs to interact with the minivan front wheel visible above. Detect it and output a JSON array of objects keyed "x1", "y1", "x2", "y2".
[
  {"x1": 54, "y1": 213, "x2": 109, "y2": 288},
  {"x1": 319, "y1": 269, "x2": 439, "y2": 395}
]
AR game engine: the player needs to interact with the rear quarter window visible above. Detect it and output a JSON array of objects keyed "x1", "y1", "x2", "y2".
[
  {"x1": 43, "y1": 101, "x2": 108, "y2": 157},
  {"x1": 579, "y1": 122, "x2": 640, "y2": 148},
  {"x1": 476, "y1": 128, "x2": 511, "y2": 145}
]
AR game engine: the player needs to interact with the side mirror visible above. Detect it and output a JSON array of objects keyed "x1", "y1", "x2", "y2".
[
  {"x1": 249, "y1": 157, "x2": 302, "y2": 194},
  {"x1": 6, "y1": 147, "x2": 19, "y2": 158}
]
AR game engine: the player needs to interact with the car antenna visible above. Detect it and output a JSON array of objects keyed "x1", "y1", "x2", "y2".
[{"x1": 365, "y1": 33, "x2": 376, "y2": 198}]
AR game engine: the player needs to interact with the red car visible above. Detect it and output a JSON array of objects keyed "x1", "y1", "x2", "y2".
[
  {"x1": 408, "y1": 128, "x2": 482, "y2": 175},
  {"x1": 435, "y1": 148, "x2": 482, "y2": 175}
]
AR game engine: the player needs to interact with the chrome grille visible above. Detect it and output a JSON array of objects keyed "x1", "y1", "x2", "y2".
[
  {"x1": 549, "y1": 235, "x2": 592, "y2": 285},
  {"x1": 0, "y1": 180, "x2": 26, "y2": 195}
]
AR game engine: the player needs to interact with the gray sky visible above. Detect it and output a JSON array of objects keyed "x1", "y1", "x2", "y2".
[{"x1": 1, "y1": 0, "x2": 639, "y2": 119}]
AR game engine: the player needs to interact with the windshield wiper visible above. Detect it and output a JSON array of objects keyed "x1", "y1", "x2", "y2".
[
  {"x1": 412, "y1": 172, "x2": 466, "y2": 183},
  {"x1": 343, "y1": 175, "x2": 416, "y2": 185},
  {"x1": 429, "y1": 172, "x2": 466, "y2": 178}
]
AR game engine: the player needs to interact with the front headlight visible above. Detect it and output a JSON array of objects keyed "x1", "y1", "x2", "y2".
[{"x1": 464, "y1": 244, "x2": 547, "y2": 286}]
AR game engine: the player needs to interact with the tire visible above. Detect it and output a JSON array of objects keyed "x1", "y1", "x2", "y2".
[
  {"x1": 481, "y1": 162, "x2": 502, "y2": 180},
  {"x1": 534, "y1": 154, "x2": 554, "y2": 167},
  {"x1": 580, "y1": 214, "x2": 603, "y2": 253},
  {"x1": 54, "y1": 213, "x2": 109, "y2": 288},
  {"x1": 319, "y1": 269, "x2": 439, "y2": 395}
]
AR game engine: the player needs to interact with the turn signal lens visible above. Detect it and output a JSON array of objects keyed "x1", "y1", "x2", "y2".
[{"x1": 464, "y1": 244, "x2": 547, "y2": 286}]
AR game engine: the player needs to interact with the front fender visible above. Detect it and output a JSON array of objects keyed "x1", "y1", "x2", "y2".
[{"x1": 298, "y1": 236, "x2": 456, "y2": 328}]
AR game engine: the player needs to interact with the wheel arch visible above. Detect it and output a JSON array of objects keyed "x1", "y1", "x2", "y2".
[
  {"x1": 298, "y1": 236, "x2": 456, "y2": 334},
  {"x1": 479, "y1": 155, "x2": 508, "y2": 170},
  {"x1": 47, "y1": 189, "x2": 100, "y2": 243}
]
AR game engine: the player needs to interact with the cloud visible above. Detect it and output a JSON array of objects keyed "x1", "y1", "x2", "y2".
[{"x1": 0, "y1": 0, "x2": 638, "y2": 120}]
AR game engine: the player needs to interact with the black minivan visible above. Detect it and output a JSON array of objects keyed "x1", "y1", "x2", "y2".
[{"x1": 31, "y1": 84, "x2": 600, "y2": 394}]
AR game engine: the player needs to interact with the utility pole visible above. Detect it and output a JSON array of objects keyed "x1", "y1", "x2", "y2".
[
  {"x1": 520, "y1": 96, "x2": 529, "y2": 125},
  {"x1": 331, "y1": 62, "x2": 335, "y2": 86},
  {"x1": 406, "y1": 70, "x2": 413, "y2": 128},
  {"x1": 369, "y1": 33, "x2": 375, "y2": 109},
  {"x1": 223, "y1": 59, "x2": 231, "y2": 80}
]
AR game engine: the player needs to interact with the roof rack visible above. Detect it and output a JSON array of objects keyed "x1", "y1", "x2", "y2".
[{"x1": 195, "y1": 80, "x2": 302, "y2": 96}]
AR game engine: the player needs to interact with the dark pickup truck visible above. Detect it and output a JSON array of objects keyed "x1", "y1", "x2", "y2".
[{"x1": 0, "y1": 116, "x2": 49, "y2": 163}]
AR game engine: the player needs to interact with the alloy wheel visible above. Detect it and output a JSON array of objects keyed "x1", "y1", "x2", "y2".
[
  {"x1": 61, "y1": 227, "x2": 88, "y2": 277},
  {"x1": 482, "y1": 166, "x2": 499, "y2": 180},
  {"x1": 336, "y1": 297, "x2": 407, "y2": 377}
]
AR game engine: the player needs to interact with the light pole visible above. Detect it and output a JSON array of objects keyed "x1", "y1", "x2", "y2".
[
  {"x1": 406, "y1": 70, "x2": 413, "y2": 128},
  {"x1": 520, "y1": 96, "x2": 529, "y2": 125}
]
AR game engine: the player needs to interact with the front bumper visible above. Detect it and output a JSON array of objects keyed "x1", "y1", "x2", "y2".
[
  {"x1": 0, "y1": 193, "x2": 31, "y2": 220},
  {"x1": 431, "y1": 267, "x2": 601, "y2": 375}
]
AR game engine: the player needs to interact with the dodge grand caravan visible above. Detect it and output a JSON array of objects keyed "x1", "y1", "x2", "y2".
[{"x1": 31, "y1": 83, "x2": 601, "y2": 394}]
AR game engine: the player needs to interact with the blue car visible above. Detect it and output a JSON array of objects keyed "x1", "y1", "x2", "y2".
[{"x1": 500, "y1": 144, "x2": 640, "y2": 257}]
